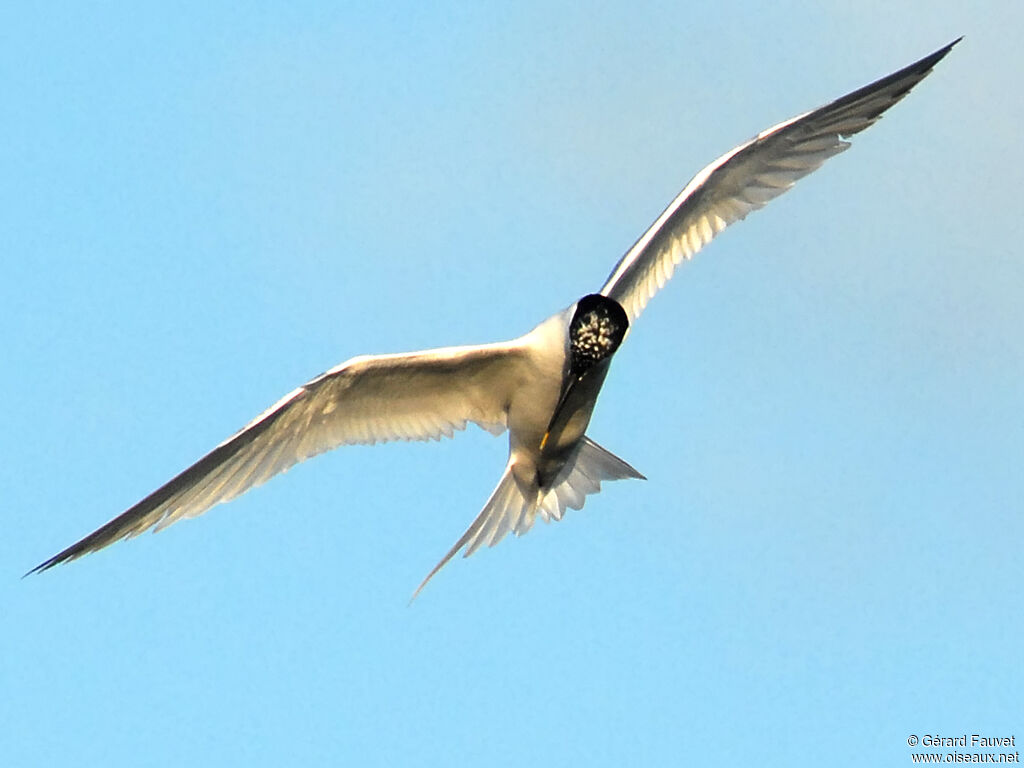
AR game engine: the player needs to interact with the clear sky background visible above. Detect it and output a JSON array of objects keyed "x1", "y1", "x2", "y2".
[{"x1": 4, "y1": 3, "x2": 1020, "y2": 766}]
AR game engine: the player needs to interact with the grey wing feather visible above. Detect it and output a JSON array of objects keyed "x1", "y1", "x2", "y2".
[
  {"x1": 28, "y1": 342, "x2": 523, "y2": 574},
  {"x1": 600, "y1": 39, "x2": 960, "y2": 322}
]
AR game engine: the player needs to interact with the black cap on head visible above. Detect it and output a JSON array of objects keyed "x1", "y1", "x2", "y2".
[{"x1": 568, "y1": 294, "x2": 628, "y2": 374}]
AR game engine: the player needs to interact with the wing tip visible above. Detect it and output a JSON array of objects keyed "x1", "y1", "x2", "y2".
[
  {"x1": 23, "y1": 562, "x2": 50, "y2": 579},
  {"x1": 24, "y1": 547, "x2": 81, "y2": 578},
  {"x1": 24, "y1": 508, "x2": 146, "y2": 578},
  {"x1": 925, "y1": 36, "x2": 962, "y2": 69}
]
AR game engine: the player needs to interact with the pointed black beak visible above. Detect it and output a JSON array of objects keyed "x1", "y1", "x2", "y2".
[{"x1": 539, "y1": 374, "x2": 583, "y2": 451}]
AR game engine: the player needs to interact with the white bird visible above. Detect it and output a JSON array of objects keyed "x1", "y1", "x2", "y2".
[{"x1": 29, "y1": 40, "x2": 959, "y2": 595}]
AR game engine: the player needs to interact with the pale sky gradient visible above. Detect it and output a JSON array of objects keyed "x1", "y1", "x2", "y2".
[{"x1": 4, "y1": 3, "x2": 1021, "y2": 766}]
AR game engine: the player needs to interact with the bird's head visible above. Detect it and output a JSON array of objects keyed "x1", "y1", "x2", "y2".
[
  {"x1": 539, "y1": 294, "x2": 628, "y2": 452},
  {"x1": 567, "y1": 294, "x2": 629, "y2": 376}
]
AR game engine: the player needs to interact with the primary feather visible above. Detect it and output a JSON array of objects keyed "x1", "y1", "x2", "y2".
[{"x1": 601, "y1": 39, "x2": 960, "y2": 322}]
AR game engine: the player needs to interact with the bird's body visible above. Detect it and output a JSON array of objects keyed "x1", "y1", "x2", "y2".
[{"x1": 30, "y1": 40, "x2": 959, "y2": 594}]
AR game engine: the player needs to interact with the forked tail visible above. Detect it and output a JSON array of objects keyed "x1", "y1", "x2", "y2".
[{"x1": 411, "y1": 437, "x2": 644, "y2": 600}]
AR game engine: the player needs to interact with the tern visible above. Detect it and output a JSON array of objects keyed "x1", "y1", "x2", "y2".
[{"x1": 29, "y1": 40, "x2": 958, "y2": 594}]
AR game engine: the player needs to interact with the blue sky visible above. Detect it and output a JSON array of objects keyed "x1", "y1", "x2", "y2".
[{"x1": 4, "y1": 3, "x2": 1021, "y2": 766}]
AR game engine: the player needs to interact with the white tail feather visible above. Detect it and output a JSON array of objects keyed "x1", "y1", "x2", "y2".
[{"x1": 411, "y1": 438, "x2": 643, "y2": 600}]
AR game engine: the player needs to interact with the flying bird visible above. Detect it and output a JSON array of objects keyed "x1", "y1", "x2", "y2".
[{"x1": 29, "y1": 40, "x2": 959, "y2": 595}]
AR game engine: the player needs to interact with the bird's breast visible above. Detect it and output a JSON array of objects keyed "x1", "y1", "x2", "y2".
[
  {"x1": 503, "y1": 308, "x2": 613, "y2": 490},
  {"x1": 503, "y1": 309, "x2": 570, "y2": 451}
]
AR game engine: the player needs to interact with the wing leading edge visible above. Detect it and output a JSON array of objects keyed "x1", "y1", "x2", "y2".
[
  {"x1": 600, "y1": 39, "x2": 960, "y2": 322},
  {"x1": 28, "y1": 343, "x2": 524, "y2": 574}
]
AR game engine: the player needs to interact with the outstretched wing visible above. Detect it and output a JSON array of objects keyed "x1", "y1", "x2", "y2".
[
  {"x1": 600, "y1": 39, "x2": 960, "y2": 323},
  {"x1": 29, "y1": 342, "x2": 525, "y2": 573}
]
